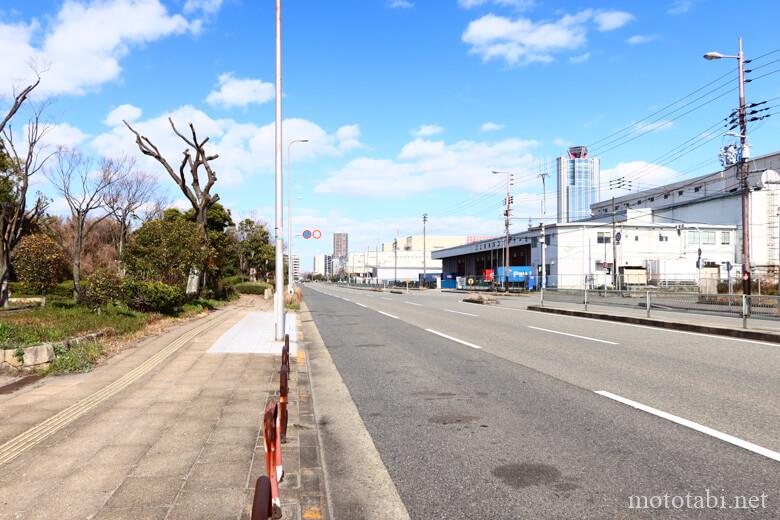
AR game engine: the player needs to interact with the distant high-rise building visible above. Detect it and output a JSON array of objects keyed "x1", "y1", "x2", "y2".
[
  {"x1": 333, "y1": 232, "x2": 348, "y2": 259},
  {"x1": 313, "y1": 254, "x2": 332, "y2": 277},
  {"x1": 283, "y1": 254, "x2": 301, "y2": 280},
  {"x1": 557, "y1": 146, "x2": 600, "y2": 223}
]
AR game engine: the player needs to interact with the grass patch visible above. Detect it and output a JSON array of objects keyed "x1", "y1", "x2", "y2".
[
  {"x1": 44, "y1": 340, "x2": 105, "y2": 374},
  {"x1": 285, "y1": 302, "x2": 300, "y2": 311},
  {"x1": 0, "y1": 301, "x2": 156, "y2": 349}
]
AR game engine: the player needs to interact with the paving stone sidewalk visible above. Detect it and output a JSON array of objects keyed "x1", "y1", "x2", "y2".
[{"x1": 0, "y1": 296, "x2": 327, "y2": 520}]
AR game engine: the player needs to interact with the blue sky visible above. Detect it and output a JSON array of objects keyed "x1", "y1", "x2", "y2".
[{"x1": 2, "y1": 0, "x2": 780, "y2": 269}]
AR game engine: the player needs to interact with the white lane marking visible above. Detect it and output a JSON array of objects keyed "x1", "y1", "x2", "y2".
[
  {"x1": 343, "y1": 298, "x2": 352, "y2": 302},
  {"x1": 404, "y1": 301, "x2": 422, "y2": 307},
  {"x1": 425, "y1": 329, "x2": 482, "y2": 349},
  {"x1": 378, "y1": 311, "x2": 399, "y2": 319},
  {"x1": 445, "y1": 309, "x2": 478, "y2": 317},
  {"x1": 355, "y1": 302, "x2": 367, "y2": 308},
  {"x1": 381, "y1": 297, "x2": 392, "y2": 301},
  {"x1": 595, "y1": 391, "x2": 780, "y2": 463},
  {"x1": 527, "y1": 325, "x2": 618, "y2": 345}
]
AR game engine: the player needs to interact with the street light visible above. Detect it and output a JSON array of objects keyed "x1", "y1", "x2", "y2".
[
  {"x1": 287, "y1": 138, "x2": 309, "y2": 294},
  {"x1": 703, "y1": 37, "x2": 751, "y2": 294}
]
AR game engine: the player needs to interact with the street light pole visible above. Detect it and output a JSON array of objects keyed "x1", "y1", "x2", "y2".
[
  {"x1": 539, "y1": 164, "x2": 549, "y2": 291},
  {"x1": 273, "y1": 0, "x2": 284, "y2": 340},
  {"x1": 704, "y1": 37, "x2": 750, "y2": 294},
  {"x1": 393, "y1": 237, "x2": 398, "y2": 286},
  {"x1": 422, "y1": 213, "x2": 428, "y2": 288},
  {"x1": 287, "y1": 138, "x2": 309, "y2": 294}
]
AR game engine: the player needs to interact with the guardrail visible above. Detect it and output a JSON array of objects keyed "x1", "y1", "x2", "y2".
[{"x1": 540, "y1": 288, "x2": 780, "y2": 328}]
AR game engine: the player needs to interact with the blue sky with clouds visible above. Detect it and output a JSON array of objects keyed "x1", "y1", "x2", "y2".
[{"x1": 2, "y1": 0, "x2": 780, "y2": 268}]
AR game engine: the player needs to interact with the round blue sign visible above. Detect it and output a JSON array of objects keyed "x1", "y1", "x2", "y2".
[{"x1": 302, "y1": 230, "x2": 312, "y2": 239}]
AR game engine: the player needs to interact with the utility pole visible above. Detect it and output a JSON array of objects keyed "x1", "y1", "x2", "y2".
[
  {"x1": 539, "y1": 162, "x2": 550, "y2": 291},
  {"x1": 422, "y1": 213, "x2": 428, "y2": 288},
  {"x1": 608, "y1": 177, "x2": 632, "y2": 289},
  {"x1": 393, "y1": 237, "x2": 398, "y2": 285},
  {"x1": 273, "y1": 0, "x2": 284, "y2": 340},
  {"x1": 704, "y1": 37, "x2": 751, "y2": 294},
  {"x1": 492, "y1": 170, "x2": 514, "y2": 292}
]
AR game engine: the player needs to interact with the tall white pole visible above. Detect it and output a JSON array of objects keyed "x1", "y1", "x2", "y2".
[
  {"x1": 539, "y1": 163, "x2": 549, "y2": 290},
  {"x1": 274, "y1": 0, "x2": 284, "y2": 340},
  {"x1": 287, "y1": 139, "x2": 308, "y2": 295}
]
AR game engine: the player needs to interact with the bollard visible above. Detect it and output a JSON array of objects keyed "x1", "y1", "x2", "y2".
[
  {"x1": 540, "y1": 287, "x2": 544, "y2": 306},
  {"x1": 646, "y1": 290, "x2": 651, "y2": 318},
  {"x1": 263, "y1": 401, "x2": 283, "y2": 518},
  {"x1": 742, "y1": 294, "x2": 749, "y2": 329},
  {"x1": 279, "y1": 362, "x2": 289, "y2": 444},
  {"x1": 584, "y1": 287, "x2": 588, "y2": 312},
  {"x1": 251, "y1": 476, "x2": 272, "y2": 520}
]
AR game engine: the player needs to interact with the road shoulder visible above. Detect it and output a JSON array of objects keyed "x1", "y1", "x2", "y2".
[{"x1": 301, "y1": 301, "x2": 410, "y2": 520}]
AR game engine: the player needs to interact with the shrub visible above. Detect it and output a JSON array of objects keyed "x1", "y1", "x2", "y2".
[
  {"x1": 83, "y1": 269, "x2": 123, "y2": 310},
  {"x1": 122, "y1": 280, "x2": 183, "y2": 314},
  {"x1": 47, "y1": 340, "x2": 105, "y2": 374},
  {"x1": 12, "y1": 234, "x2": 66, "y2": 303},
  {"x1": 234, "y1": 282, "x2": 271, "y2": 295}
]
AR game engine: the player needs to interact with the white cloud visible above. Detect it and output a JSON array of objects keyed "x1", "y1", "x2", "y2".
[
  {"x1": 553, "y1": 138, "x2": 572, "y2": 148},
  {"x1": 569, "y1": 52, "x2": 590, "y2": 64},
  {"x1": 40, "y1": 123, "x2": 89, "y2": 149},
  {"x1": 463, "y1": 9, "x2": 633, "y2": 65},
  {"x1": 412, "y1": 124, "x2": 444, "y2": 137},
  {"x1": 668, "y1": 0, "x2": 693, "y2": 15},
  {"x1": 183, "y1": 0, "x2": 224, "y2": 15},
  {"x1": 389, "y1": 0, "x2": 414, "y2": 8},
  {"x1": 0, "y1": 0, "x2": 200, "y2": 98},
  {"x1": 627, "y1": 34, "x2": 658, "y2": 45},
  {"x1": 593, "y1": 11, "x2": 634, "y2": 32},
  {"x1": 105, "y1": 104, "x2": 143, "y2": 126},
  {"x1": 205, "y1": 73, "x2": 274, "y2": 109},
  {"x1": 92, "y1": 105, "x2": 363, "y2": 187},
  {"x1": 316, "y1": 136, "x2": 540, "y2": 197},
  {"x1": 480, "y1": 122, "x2": 503, "y2": 132},
  {"x1": 602, "y1": 161, "x2": 680, "y2": 192},
  {"x1": 458, "y1": 0, "x2": 535, "y2": 10}
]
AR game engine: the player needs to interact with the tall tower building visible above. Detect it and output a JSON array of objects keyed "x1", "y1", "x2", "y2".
[
  {"x1": 333, "y1": 232, "x2": 349, "y2": 259},
  {"x1": 557, "y1": 146, "x2": 600, "y2": 223}
]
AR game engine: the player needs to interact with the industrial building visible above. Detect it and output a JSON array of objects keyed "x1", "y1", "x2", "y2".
[{"x1": 432, "y1": 148, "x2": 780, "y2": 289}]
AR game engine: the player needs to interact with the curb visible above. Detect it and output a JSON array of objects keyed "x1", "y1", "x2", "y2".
[{"x1": 526, "y1": 305, "x2": 780, "y2": 344}]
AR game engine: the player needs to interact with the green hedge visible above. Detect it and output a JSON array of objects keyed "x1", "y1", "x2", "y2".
[
  {"x1": 9, "y1": 280, "x2": 73, "y2": 298},
  {"x1": 122, "y1": 280, "x2": 183, "y2": 314},
  {"x1": 233, "y1": 282, "x2": 271, "y2": 295}
]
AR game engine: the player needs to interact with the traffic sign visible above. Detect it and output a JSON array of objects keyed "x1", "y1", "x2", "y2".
[
  {"x1": 312, "y1": 229, "x2": 322, "y2": 239},
  {"x1": 302, "y1": 229, "x2": 312, "y2": 239},
  {"x1": 615, "y1": 232, "x2": 621, "y2": 243}
]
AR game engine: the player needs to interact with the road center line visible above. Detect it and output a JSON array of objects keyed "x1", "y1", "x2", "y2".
[
  {"x1": 355, "y1": 302, "x2": 367, "y2": 308},
  {"x1": 444, "y1": 309, "x2": 478, "y2": 317},
  {"x1": 527, "y1": 325, "x2": 618, "y2": 345},
  {"x1": 404, "y1": 301, "x2": 422, "y2": 307},
  {"x1": 595, "y1": 391, "x2": 780, "y2": 463},
  {"x1": 378, "y1": 310, "x2": 399, "y2": 319},
  {"x1": 425, "y1": 329, "x2": 482, "y2": 349}
]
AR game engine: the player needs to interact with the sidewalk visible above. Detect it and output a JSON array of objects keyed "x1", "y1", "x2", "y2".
[
  {"x1": 0, "y1": 295, "x2": 326, "y2": 520},
  {"x1": 529, "y1": 298, "x2": 780, "y2": 343}
]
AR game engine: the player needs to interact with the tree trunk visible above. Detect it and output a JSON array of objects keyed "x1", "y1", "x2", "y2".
[
  {"x1": 73, "y1": 219, "x2": 83, "y2": 303},
  {"x1": 0, "y1": 249, "x2": 9, "y2": 308}
]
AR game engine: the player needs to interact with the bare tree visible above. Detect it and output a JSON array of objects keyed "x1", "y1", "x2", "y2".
[
  {"x1": 46, "y1": 150, "x2": 124, "y2": 302},
  {"x1": 0, "y1": 78, "x2": 53, "y2": 306},
  {"x1": 123, "y1": 118, "x2": 220, "y2": 234},
  {"x1": 104, "y1": 161, "x2": 156, "y2": 268}
]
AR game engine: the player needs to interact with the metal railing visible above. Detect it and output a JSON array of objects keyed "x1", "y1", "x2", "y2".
[{"x1": 540, "y1": 288, "x2": 780, "y2": 328}]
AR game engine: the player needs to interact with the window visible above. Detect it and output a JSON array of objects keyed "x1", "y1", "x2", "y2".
[
  {"x1": 721, "y1": 232, "x2": 730, "y2": 245},
  {"x1": 635, "y1": 235, "x2": 639, "y2": 241},
  {"x1": 649, "y1": 197, "x2": 655, "y2": 202},
  {"x1": 702, "y1": 231, "x2": 716, "y2": 245},
  {"x1": 664, "y1": 194, "x2": 669, "y2": 199},
  {"x1": 597, "y1": 232, "x2": 611, "y2": 244},
  {"x1": 678, "y1": 190, "x2": 684, "y2": 196},
  {"x1": 688, "y1": 230, "x2": 699, "y2": 244},
  {"x1": 694, "y1": 186, "x2": 702, "y2": 192},
  {"x1": 637, "y1": 199, "x2": 642, "y2": 204},
  {"x1": 659, "y1": 234, "x2": 669, "y2": 242}
]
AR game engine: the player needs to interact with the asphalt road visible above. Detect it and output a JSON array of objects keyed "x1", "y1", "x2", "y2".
[{"x1": 304, "y1": 284, "x2": 780, "y2": 519}]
